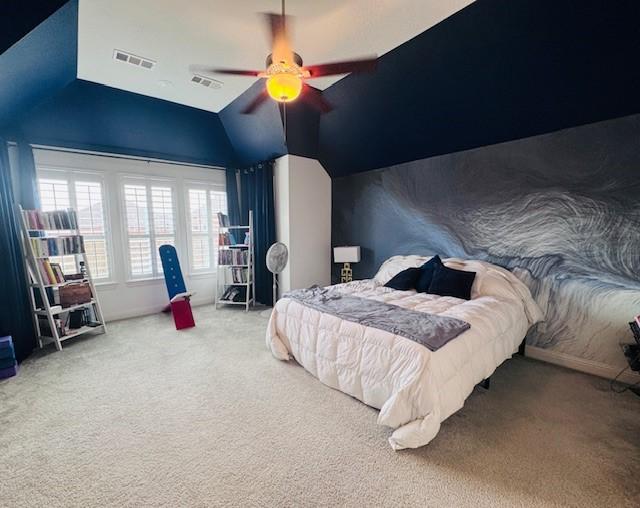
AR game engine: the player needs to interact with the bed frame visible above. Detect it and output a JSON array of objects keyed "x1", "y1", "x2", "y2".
[{"x1": 479, "y1": 337, "x2": 527, "y2": 390}]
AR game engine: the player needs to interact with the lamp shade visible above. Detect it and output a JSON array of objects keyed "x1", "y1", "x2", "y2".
[{"x1": 333, "y1": 246, "x2": 361, "y2": 263}]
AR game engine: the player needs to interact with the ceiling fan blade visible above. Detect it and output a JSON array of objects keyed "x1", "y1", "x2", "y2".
[
  {"x1": 305, "y1": 57, "x2": 377, "y2": 78},
  {"x1": 241, "y1": 90, "x2": 269, "y2": 114},
  {"x1": 189, "y1": 65, "x2": 261, "y2": 77},
  {"x1": 302, "y1": 84, "x2": 333, "y2": 113},
  {"x1": 263, "y1": 12, "x2": 294, "y2": 64}
]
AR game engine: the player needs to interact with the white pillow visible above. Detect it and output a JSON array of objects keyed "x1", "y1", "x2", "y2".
[{"x1": 373, "y1": 255, "x2": 432, "y2": 285}]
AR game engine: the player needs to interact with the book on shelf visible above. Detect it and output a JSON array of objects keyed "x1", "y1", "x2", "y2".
[
  {"x1": 35, "y1": 259, "x2": 66, "y2": 285},
  {"x1": 218, "y1": 249, "x2": 248, "y2": 265},
  {"x1": 229, "y1": 267, "x2": 248, "y2": 283},
  {"x1": 23, "y1": 209, "x2": 77, "y2": 230},
  {"x1": 37, "y1": 315, "x2": 67, "y2": 338},
  {"x1": 217, "y1": 212, "x2": 230, "y2": 228},
  {"x1": 220, "y1": 286, "x2": 247, "y2": 302},
  {"x1": 218, "y1": 231, "x2": 238, "y2": 246},
  {"x1": 29, "y1": 236, "x2": 84, "y2": 257}
]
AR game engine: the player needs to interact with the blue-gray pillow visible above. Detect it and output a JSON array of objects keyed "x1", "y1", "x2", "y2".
[
  {"x1": 384, "y1": 267, "x2": 422, "y2": 290},
  {"x1": 428, "y1": 264, "x2": 476, "y2": 300},
  {"x1": 415, "y1": 255, "x2": 443, "y2": 293}
]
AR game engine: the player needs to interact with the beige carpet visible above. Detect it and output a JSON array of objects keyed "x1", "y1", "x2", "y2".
[{"x1": 1, "y1": 305, "x2": 639, "y2": 508}]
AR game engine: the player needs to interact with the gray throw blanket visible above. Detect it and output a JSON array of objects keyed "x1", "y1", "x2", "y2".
[{"x1": 285, "y1": 287, "x2": 470, "y2": 351}]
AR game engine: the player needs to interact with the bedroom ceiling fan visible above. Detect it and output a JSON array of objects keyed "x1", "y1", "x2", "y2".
[{"x1": 189, "y1": 0, "x2": 377, "y2": 114}]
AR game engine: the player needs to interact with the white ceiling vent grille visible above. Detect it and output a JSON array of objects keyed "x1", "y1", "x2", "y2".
[
  {"x1": 113, "y1": 50, "x2": 156, "y2": 70},
  {"x1": 191, "y1": 74, "x2": 223, "y2": 90}
]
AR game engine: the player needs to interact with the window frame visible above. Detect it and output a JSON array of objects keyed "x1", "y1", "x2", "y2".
[
  {"x1": 37, "y1": 167, "x2": 114, "y2": 283},
  {"x1": 185, "y1": 180, "x2": 228, "y2": 275},
  {"x1": 119, "y1": 174, "x2": 179, "y2": 282}
]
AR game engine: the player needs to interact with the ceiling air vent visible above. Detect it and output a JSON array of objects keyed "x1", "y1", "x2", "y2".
[
  {"x1": 113, "y1": 50, "x2": 156, "y2": 70},
  {"x1": 191, "y1": 74, "x2": 223, "y2": 90}
]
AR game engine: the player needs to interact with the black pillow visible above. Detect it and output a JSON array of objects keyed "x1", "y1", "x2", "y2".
[
  {"x1": 415, "y1": 255, "x2": 443, "y2": 293},
  {"x1": 384, "y1": 267, "x2": 422, "y2": 290},
  {"x1": 428, "y1": 264, "x2": 476, "y2": 300}
]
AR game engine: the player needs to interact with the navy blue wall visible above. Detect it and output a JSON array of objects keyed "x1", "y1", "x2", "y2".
[
  {"x1": 0, "y1": 0, "x2": 77, "y2": 129},
  {"x1": 319, "y1": 0, "x2": 640, "y2": 177},
  {"x1": 218, "y1": 81, "x2": 321, "y2": 166},
  {"x1": 0, "y1": 0, "x2": 69, "y2": 54},
  {"x1": 219, "y1": 81, "x2": 287, "y2": 167},
  {"x1": 8, "y1": 79, "x2": 238, "y2": 167}
]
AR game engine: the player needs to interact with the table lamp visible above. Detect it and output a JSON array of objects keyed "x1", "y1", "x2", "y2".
[{"x1": 333, "y1": 246, "x2": 361, "y2": 283}]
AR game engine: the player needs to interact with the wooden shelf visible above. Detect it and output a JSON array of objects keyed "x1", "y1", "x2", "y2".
[
  {"x1": 31, "y1": 279, "x2": 89, "y2": 289},
  {"x1": 217, "y1": 298, "x2": 255, "y2": 306},
  {"x1": 35, "y1": 253, "x2": 84, "y2": 259},
  {"x1": 19, "y1": 205, "x2": 107, "y2": 352},
  {"x1": 36, "y1": 300, "x2": 96, "y2": 316},
  {"x1": 32, "y1": 234, "x2": 82, "y2": 239},
  {"x1": 40, "y1": 324, "x2": 104, "y2": 343},
  {"x1": 216, "y1": 211, "x2": 255, "y2": 312}
]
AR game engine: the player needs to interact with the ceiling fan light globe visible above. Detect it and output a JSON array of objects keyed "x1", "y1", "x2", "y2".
[{"x1": 266, "y1": 73, "x2": 302, "y2": 103}]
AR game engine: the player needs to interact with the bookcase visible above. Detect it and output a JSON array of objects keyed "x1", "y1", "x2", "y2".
[
  {"x1": 215, "y1": 210, "x2": 255, "y2": 311},
  {"x1": 17, "y1": 205, "x2": 107, "y2": 351}
]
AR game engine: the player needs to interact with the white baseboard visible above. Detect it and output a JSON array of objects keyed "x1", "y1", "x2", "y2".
[
  {"x1": 105, "y1": 298, "x2": 214, "y2": 322},
  {"x1": 526, "y1": 345, "x2": 640, "y2": 385}
]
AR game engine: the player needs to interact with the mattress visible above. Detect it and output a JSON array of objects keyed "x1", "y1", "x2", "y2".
[{"x1": 266, "y1": 256, "x2": 543, "y2": 450}]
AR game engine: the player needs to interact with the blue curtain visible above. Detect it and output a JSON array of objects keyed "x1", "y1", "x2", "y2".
[
  {"x1": 236, "y1": 161, "x2": 276, "y2": 306},
  {"x1": 0, "y1": 139, "x2": 37, "y2": 362},
  {"x1": 225, "y1": 167, "x2": 241, "y2": 226},
  {"x1": 17, "y1": 139, "x2": 40, "y2": 209}
]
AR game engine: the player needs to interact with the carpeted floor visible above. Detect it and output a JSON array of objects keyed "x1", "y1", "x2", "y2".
[{"x1": 1, "y1": 305, "x2": 639, "y2": 508}]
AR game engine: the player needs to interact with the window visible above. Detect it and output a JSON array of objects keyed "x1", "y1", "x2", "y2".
[
  {"x1": 38, "y1": 176, "x2": 110, "y2": 279},
  {"x1": 123, "y1": 181, "x2": 175, "y2": 279},
  {"x1": 187, "y1": 187, "x2": 227, "y2": 272},
  {"x1": 75, "y1": 181, "x2": 109, "y2": 279}
]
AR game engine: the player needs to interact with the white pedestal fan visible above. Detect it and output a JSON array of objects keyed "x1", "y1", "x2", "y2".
[{"x1": 262, "y1": 242, "x2": 288, "y2": 316}]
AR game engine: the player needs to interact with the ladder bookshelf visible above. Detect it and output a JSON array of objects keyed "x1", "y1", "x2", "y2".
[
  {"x1": 215, "y1": 210, "x2": 255, "y2": 312},
  {"x1": 17, "y1": 205, "x2": 107, "y2": 351}
]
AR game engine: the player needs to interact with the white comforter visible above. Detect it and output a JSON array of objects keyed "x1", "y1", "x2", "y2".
[{"x1": 266, "y1": 256, "x2": 543, "y2": 450}]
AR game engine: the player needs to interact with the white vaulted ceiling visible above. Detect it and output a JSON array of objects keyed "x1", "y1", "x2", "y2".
[{"x1": 77, "y1": 0, "x2": 473, "y2": 113}]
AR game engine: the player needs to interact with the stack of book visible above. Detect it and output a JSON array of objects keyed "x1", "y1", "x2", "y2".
[
  {"x1": 218, "y1": 249, "x2": 248, "y2": 265},
  {"x1": 30, "y1": 236, "x2": 85, "y2": 257},
  {"x1": 218, "y1": 231, "x2": 238, "y2": 245},
  {"x1": 37, "y1": 315, "x2": 67, "y2": 337},
  {"x1": 0, "y1": 336, "x2": 17, "y2": 379},
  {"x1": 230, "y1": 267, "x2": 248, "y2": 283},
  {"x1": 23, "y1": 209, "x2": 77, "y2": 230},
  {"x1": 35, "y1": 259, "x2": 65, "y2": 285},
  {"x1": 217, "y1": 212, "x2": 230, "y2": 227}
]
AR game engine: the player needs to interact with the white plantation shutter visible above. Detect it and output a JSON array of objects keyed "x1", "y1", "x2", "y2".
[
  {"x1": 187, "y1": 187, "x2": 227, "y2": 272},
  {"x1": 39, "y1": 178, "x2": 70, "y2": 211},
  {"x1": 38, "y1": 177, "x2": 110, "y2": 279},
  {"x1": 124, "y1": 184, "x2": 152, "y2": 277},
  {"x1": 124, "y1": 184, "x2": 150, "y2": 235},
  {"x1": 189, "y1": 189, "x2": 210, "y2": 270},
  {"x1": 151, "y1": 186, "x2": 175, "y2": 274},
  {"x1": 38, "y1": 178, "x2": 76, "y2": 274},
  {"x1": 123, "y1": 181, "x2": 176, "y2": 278},
  {"x1": 75, "y1": 181, "x2": 109, "y2": 279}
]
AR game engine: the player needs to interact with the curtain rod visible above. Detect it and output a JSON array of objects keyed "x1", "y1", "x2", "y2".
[{"x1": 26, "y1": 144, "x2": 225, "y2": 172}]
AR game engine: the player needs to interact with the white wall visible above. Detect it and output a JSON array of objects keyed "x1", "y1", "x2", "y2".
[
  {"x1": 34, "y1": 149, "x2": 225, "y2": 321},
  {"x1": 273, "y1": 155, "x2": 331, "y2": 296}
]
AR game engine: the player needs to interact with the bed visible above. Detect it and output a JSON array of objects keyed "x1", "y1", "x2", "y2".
[{"x1": 266, "y1": 255, "x2": 543, "y2": 450}]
